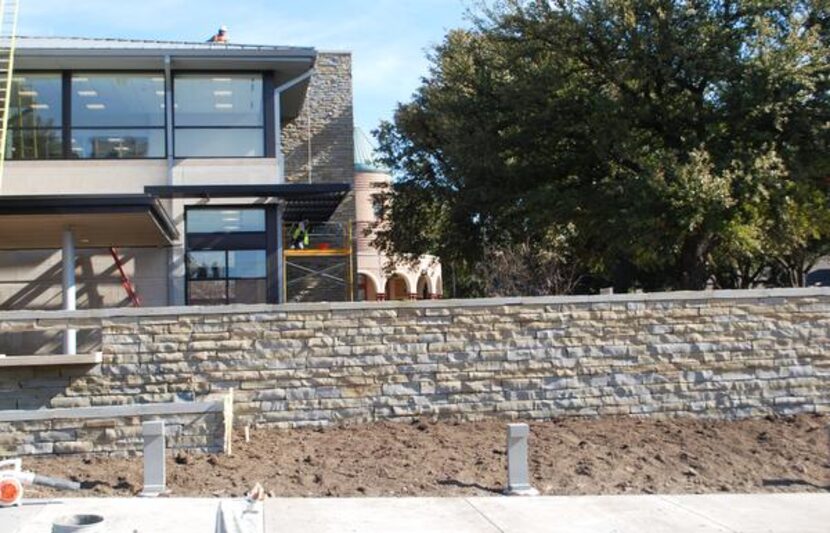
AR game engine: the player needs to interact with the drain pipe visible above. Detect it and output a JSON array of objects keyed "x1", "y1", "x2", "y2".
[{"x1": 273, "y1": 69, "x2": 314, "y2": 184}]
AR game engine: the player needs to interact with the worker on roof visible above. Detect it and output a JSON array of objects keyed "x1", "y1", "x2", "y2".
[
  {"x1": 208, "y1": 25, "x2": 229, "y2": 43},
  {"x1": 291, "y1": 220, "x2": 310, "y2": 250}
]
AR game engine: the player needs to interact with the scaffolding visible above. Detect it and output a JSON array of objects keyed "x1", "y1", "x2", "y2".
[{"x1": 283, "y1": 221, "x2": 355, "y2": 302}]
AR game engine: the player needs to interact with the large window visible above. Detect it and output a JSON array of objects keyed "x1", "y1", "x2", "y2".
[
  {"x1": 6, "y1": 74, "x2": 63, "y2": 160},
  {"x1": 186, "y1": 208, "x2": 268, "y2": 305},
  {"x1": 71, "y1": 73, "x2": 165, "y2": 158},
  {"x1": 174, "y1": 74, "x2": 264, "y2": 157},
  {"x1": 5, "y1": 71, "x2": 268, "y2": 160}
]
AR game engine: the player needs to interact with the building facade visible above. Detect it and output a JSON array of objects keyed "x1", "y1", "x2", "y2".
[
  {"x1": 0, "y1": 36, "x2": 359, "y2": 353},
  {"x1": 353, "y1": 129, "x2": 442, "y2": 301},
  {"x1": 0, "y1": 36, "x2": 355, "y2": 310}
]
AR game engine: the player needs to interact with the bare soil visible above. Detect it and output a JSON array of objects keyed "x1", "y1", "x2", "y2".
[{"x1": 24, "y1": 414, "x2": 829, "y2": 498}]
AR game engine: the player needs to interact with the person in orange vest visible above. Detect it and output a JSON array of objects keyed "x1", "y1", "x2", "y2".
[{"x1": 208, "y1": 26, "x2": 229, "y2": 43}]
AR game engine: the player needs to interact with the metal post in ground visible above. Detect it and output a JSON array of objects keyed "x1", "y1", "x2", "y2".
[
  {"x1": 505, "y1": 423, "x2": 539, "y2": 496},
  {"x1": 140, "y1": 420, "x2": 166, "y2": 496}
]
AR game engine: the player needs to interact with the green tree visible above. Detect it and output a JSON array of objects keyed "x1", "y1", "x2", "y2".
[{"x1": 374, "y1": 0, "x2": 830, "y2": 294}]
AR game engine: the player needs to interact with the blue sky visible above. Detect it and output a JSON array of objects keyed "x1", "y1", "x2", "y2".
[{"x1": 19, "y1": 0, "x2": 471, "y2": 136}]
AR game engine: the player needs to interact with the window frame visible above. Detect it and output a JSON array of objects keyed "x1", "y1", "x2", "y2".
[
  {"x1": 172, "y1": 71, "x2": 268, "y2": 159},
  {"x1": 6, "y1": 70, "x2": 274, "y2": 161},
  {"x1": 5, "y1": 70, "x2": 65, "y2": 161},
  {"x1": 184, "y1": 206, "x2": 271, "y2": 305},
  {"x1": 69, "y1": 71, "x2": 168, "y2": 160}
]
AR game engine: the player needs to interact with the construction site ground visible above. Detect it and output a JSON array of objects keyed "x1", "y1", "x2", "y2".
[{"x1": 23, "y1": 414, "x2": 828, "y2": 498}]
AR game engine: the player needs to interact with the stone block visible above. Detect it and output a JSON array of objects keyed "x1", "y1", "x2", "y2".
[{"x1": 54, "y1": 441, "x2": 95, "y2": 454}]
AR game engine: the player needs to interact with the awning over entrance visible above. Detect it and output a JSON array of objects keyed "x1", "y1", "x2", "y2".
[
  {"x1": 0, "y1": 194, "x2": 178, "y2": 249},
  {"x1": 144, "y1": 183, "x2": 351, "y2": 222}
]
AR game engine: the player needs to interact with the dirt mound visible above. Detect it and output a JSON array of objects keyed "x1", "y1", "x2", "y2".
[{"x1": 24, "y1": 414, "x2": 829, "y2": 498}]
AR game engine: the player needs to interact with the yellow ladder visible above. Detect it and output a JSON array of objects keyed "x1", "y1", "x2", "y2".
[{"x1": 0, "y1": 0, "x2": 19, "y2": 186}]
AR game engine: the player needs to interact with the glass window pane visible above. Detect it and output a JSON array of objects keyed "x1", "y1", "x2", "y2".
[
  {"x1": 71, "y1": 129, "x2": 165, "y2": 158},
  {"x1": 174, "y1": 128, "x2": 263, "y2": 157},
  {"x1": 188, "y1": 280, "x2": 227, "y2": 305},
  {"x1": 9, "y1": 73, "x2": 62, "y2": 128},
  {"x1": 228, "y1": 250, "x2": 267, "y2": 278},
  {"x1": 187, "y1": 251, "x2": 226, "y2": 280},
  {"x1": 174, "y1": 74, "x2": 263, "y2": 127},
  {"x1": 228, "y1": 279, "x2": 267, "y2": 304},
  {"x1": 72, "y1": 73, "x2": 165, "y2": 127},
  {"x1": 187, "y1": 209, "x2": 265, "y2": 234},
  {"x1": 6, "y1": 128, "x2": 63, "y2": 160}
]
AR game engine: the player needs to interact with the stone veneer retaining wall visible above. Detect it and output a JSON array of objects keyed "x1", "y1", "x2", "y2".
[{"x1": 1, "y1": 288, "x2": 828, "y2": 456}]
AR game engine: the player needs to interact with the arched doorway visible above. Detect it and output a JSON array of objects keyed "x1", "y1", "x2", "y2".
[
  {"x1": 416, "y1": 274, "x2": 431, "y2": 300},
  {"x1": 358, "y1": 273, "x2": 379, "y2": 301},
  {"x1": 385, "y1": 274, "x2": 409, "y2": 300}
]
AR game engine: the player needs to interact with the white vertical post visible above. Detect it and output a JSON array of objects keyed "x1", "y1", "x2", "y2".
[
  {"x1": 274, "y1": 89, "x2": 284, "y2": 184},
  {"x1": 141, "y1": 420, "x2": 166, "y2": 496},
  {"x1": 61, "y1": 228, "x2": 77, "y2": 355},
  {"x1": 276, "y1": 202, "x2": 285, "y2": 303},
  {"x1": 506, "y1": 423, "x2": 538, "y2": 496}
]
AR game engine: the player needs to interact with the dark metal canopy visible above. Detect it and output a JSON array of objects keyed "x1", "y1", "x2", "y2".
[
  {"x1": 0, "y1": 194, "x2": 178, "y2": 249},
  {"x1": 145, "y1": 183, "x2": 351, "y2": 222}
]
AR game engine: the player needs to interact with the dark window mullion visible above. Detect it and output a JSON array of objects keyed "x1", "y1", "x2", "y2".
[
  {"x1": 225, "y1": 250, "x2": 230, "y2": 304},
  {"x1": 61, "y1": 71, "x2": 71, "y2": 159}
]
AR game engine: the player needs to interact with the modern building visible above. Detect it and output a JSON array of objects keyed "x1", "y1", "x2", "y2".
[
  {"x1": 0, "y1": 36, "x2": 356, "y2": 352},
  {"x1": 353, "y1": 128, "x2": 441, "y2": 301}
]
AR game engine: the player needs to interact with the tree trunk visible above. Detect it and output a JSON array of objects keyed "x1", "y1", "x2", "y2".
[{"x1": 678, "y1": 233, "x2": 711, "y2": 290}]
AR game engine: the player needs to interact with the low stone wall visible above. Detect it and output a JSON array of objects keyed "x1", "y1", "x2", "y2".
[
  {"x1": 0, "y1": 288, "x2": 828, "y2": 455},
  {"x1": 0, "y1": 411, "x2": 224, "y2": 457}
]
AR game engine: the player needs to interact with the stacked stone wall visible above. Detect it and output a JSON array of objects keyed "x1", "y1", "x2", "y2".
[{"x1": 1, "y1": 289, "x2": 828, "y2": 456}]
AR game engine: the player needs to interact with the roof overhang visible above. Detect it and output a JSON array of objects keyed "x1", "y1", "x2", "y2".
[
  {"x1": 145, "y1": 183, "x2": 351, "y2": 222},
  {"x1": 15, "y1": 43, "x2": 317, "y2": 119},
  {"x1": 0, "y1": 195, "x2": 178, "y2": 250}
]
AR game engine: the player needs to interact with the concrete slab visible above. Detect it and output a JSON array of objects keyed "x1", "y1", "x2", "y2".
[
  {"x1": 265, "y1": 497, "x2": 501, "y2": 533},
  {"x1": 4, "y1": 493, "x2": 827, "y2": 532},
  {"x1": 468, "y1": 495, "x2": 732, "y2": 533},
  {"x1": 267, "y1": 494, "x2": 830, "y2": 533},
  {"x1": 662, "y1": 493, "x2": 830, "y2": 533},
  {"x1": 4, "y1": 498, "x2": 221, "y2": 533}
]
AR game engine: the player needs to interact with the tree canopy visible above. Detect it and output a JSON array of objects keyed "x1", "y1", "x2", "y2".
[{"x1": 374, "y1": 0, "x2": 830, "y2": 296}]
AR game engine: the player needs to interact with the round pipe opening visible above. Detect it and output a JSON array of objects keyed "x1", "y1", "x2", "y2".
[{"x1": 52, "y1": 514, "x2": 104, "y2": 532}]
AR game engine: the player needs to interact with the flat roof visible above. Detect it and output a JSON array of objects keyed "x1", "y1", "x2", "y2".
[
  {"x1": 145, "y1": 183, "x2": 351, "y2": 222},
  {"x1": 14, "y1": 36, "x2": 318, "y2": 120},
  {"x1": 0, "y1": 194, "x2": 178, "y2": 249},
  {"x1": 16, "y1": 36, "x2": 316, "y2": 53}
]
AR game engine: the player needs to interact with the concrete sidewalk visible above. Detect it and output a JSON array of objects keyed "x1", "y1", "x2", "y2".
[
  {"x1": 267, "y1": 494, "x2": 829, "y2": 533},
  {"x1": 4, "y1": 493, "x2": 828, "y2": 532}
]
